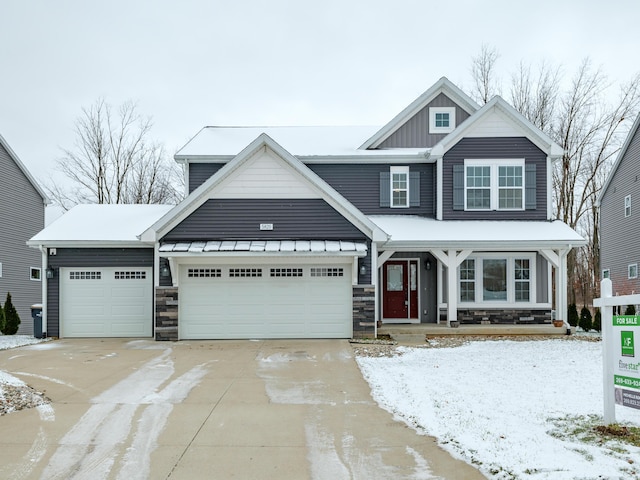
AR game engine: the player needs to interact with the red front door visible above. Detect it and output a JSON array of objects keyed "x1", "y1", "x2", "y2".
[{"x1": 383, "y1": 260, "x2": 419, "y2": 321}]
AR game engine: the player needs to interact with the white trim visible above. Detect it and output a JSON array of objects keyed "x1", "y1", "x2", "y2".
[
  {"x1": 429, "y1": 107, "x2": 456, "y2": 134},
  {"x1": 0, "y1": 262, "x2": 2, "y2": 278},
  {"x1": 30, "y1": 267, "x2": 42, "y2": 281},
  {"x1": 464, "y1": 159, "x2": 525, "y2": 211},
  {"x1": 457, "y1": 253, "x2": 538, "y2": 308},
  {"x1": 390, "y1": 166, "x2": 409, "y2": 208}
]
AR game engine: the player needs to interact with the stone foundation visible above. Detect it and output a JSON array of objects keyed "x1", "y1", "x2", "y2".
[
  {"x1": 353, "y1": 285, "x2": 375, "y2": 338},
  {"x1": 155, "y1": 287, "x2": 178, "y2": 341},
  {"x1": 451, "y1": 309, "x2": 552, "y2": 325}
]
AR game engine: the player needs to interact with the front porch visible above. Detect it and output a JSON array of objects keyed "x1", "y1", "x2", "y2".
[{"x1": 377, "y1": 322, "x2": 571, "y2": 344}]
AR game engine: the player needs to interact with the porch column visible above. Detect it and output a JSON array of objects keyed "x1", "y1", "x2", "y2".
[
  {"x1": 431, "y1": 249, "x2": 472, "y2": 325},
  {"x1": 556, "y1": 249, "x2": 569, "y2": 324}
]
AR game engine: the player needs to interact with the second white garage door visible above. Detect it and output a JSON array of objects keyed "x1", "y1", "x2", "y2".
[
  {"x1": 179, "y1": 263, "x2": 352, "y2": 339},
  {"x1": 60, "y1": 267, "x2": 153, "y2": 338}
]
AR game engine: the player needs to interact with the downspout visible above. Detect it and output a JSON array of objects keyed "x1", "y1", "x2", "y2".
[{"x1": 39, "y1": 245, "x2": 48, "y2": 337}]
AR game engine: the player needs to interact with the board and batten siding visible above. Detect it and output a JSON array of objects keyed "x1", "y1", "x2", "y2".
[
  {"x1": 308, "y1": 163, "x2": 436, "y2": 217},
  {"x1": 163, "y1": 199, "x2": 366, "y2": 241},
  {"x1": 0, "y1": 141, "x2": 45, "y2": 335},
  {"x1": 442, "y1": 137, "x2": 548, "y2": 221},
  {"x1": 46, "y1": 248, "x2": 154, "y2": 338},
  {"x1": 188, "y1": 163, "x2": 225, "y2": 193},
  {"x1": 378, "y1": 93, "x2": 472, "y2": 149},
  {"x1": 600, "y1": 121, "x2": 640, "y2": 295}
]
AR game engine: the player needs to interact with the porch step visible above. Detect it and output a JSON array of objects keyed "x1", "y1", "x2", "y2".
[{"x1": 379, "y1": 323, "x2": 567, "y2": 338}]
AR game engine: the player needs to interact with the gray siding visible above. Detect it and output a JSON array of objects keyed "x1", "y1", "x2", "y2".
[
  {"x1": 163, "y1": 199, "x2": 367, "y2": 241},
  {"x1": 0, "y1": 141, "x2": 45, "y2": 335},
  {"x1": 308, "y1": 163, "x2": 436, "y2": 217},
  {"x1": 442, "y1": 137, "x2": 548, "y2": 220},
  {"x1": 600, "y1": 121, "x2": 640, "y2": 295},
  {"x1": 189, "y1": 163, "x2": 225, "y2": 193},
  {"x1": 46, "y1": 248, "x2": 154, "y2": 338},
  {"x1": 378, "y1": 93, "x2": 472, "y2": 149}
]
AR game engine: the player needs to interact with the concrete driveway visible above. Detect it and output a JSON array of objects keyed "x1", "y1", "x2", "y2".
[{"x1": 0, "y1": 339, "x2": 484, "y2": 479}]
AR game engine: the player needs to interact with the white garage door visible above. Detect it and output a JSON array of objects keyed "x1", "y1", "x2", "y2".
[
  {"x1": 60, "y1": 267, "x2": 153, "y2": 338},
  {"x1": 179, "y1": 263, "x2": 352, "y2": 339}
]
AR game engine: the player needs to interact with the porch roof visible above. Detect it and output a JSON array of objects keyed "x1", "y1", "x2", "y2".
[
  {"x1": 369, "y1": 215, "x2": 586, "y2": 250},
  {"x1": 159, "y1": 240, "x2": 367, "y2": 256}
]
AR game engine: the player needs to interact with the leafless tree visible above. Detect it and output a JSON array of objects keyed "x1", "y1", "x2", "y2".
[
  {"x1": 47, "y1": 99, "x2": 182, "y2": 210},
  {"x1": 469, "y1": 48, "x2": 640, "y2": 308},
  {"x1": 470, "y1": 44, "x2": 501, "y2": 104}
]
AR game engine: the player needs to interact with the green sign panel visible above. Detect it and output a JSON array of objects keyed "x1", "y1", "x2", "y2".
[
  {"x1": 613, "y1": 315, "x2": 640, "y2": 326},
  {"x1": 622, "y1": 331, "x2": 635, "y2": 357}
]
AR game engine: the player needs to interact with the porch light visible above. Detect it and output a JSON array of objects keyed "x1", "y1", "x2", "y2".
[
  {"x1": 359, "y1": 264, "x2": 366, "y2": 276},
  {"x1": 160, "y1": 265, "x2": 170, "y2": 277},
  {"x1": 45, "y1": 266, "x2": 55, "y2": 279},
  {"x1": 425, "y1": 259, "x2": 432, "y2": 271}
]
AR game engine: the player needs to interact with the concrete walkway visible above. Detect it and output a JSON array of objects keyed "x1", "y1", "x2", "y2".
[{"x1": 0, "y1": 339, "x2": 484, "y2": 479}]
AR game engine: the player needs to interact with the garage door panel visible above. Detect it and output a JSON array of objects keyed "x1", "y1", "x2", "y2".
[
  {"x1": 61, "y1": 267, "x2": 152, "y2": 338},
  {"x1": 179, "y1": 263, "x2": 352, "y2": 339}
]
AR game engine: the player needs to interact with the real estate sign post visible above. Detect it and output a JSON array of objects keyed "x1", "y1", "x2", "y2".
[{"x1": 594, "y1": 279, "x2": 640, "y2": 424}]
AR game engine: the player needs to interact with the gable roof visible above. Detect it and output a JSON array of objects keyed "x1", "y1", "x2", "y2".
[
  {"x1": 141, "y1": 133, "x2": 388, "y2": 243},
  {"x1": 598, "y1": 112, "x2": 640, "y2": 205},
  {"x1": 359, "y1": 77, "x2": 480, "y2": 150},
  {"x1": 0, "y1": 133, "x2": 49, "y2": 204},
  {"x1": 429, "y1": 95, "x2": 564, "y2": 158}
]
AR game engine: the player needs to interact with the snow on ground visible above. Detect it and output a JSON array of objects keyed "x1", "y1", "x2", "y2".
[
  {"x1": 0, "y1": 334, "x2": 48, "y2": 351},
  {"x1": 357, "y1": 339, "x2": 640, "y2": 480}
]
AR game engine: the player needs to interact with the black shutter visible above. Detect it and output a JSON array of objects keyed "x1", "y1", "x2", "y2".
[
  {"x1": 379, "y1": 172, "x2": 390, "y2": 207},
  {"x1": 409, "y1": 171, "x2": 420, "y2": 207},
  {"x1": 525, "y1": 164, "x2": 537, "y2": 210}
]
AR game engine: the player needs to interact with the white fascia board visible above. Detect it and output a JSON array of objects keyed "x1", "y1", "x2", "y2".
[
  {"x1": 432, "y1": 96, "x2": 563, "y2": 159},
  {"x1": 179, "y1": 153, "x2": 432, "y2": 164},
  {"x1": 383, "y1": 239, "x2": 587, "y2": 251},
  {"x1": 145, "y1": 133, "x2": 389, "y2": 243},
  {"x1": 26, "y1": 240, "x2": 154, "y2": 249},
  {"x1": 359, "y1": 77, "x2": 479, "y2": 150}
]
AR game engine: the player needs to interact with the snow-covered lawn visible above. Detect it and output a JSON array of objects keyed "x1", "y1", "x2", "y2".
[
  {"x1": 0, "y1": 334, "x2": 48, "y2": 351},
  {"x1": 357, "y1": 339, "x2": 640, "y2": 480}
]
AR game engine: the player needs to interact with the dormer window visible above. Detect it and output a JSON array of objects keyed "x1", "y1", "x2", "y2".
[{"x1": 429, "y1": 107, "x2": 456, "y2": 134}]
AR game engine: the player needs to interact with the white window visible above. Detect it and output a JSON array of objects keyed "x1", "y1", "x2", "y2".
[
  {"x1": 458, "y1": 254, "x2": 535, "y2": 304},
  {"x1": 30, "y1": 267, "x2": 41, "y2": 281},
  {"x1": 0, "y1": 262, "x2": 2, "y2": 278},
  {"x1": 602, "y1": 269, "x2": 610, "y2": 279},
  {"x1": 390, "y1": 166, "x2": 409, "y2": 208},
  {"x1": 625, "y1": 195, "x2": 631, "y2": 217},
  {"x1": 464, "y1": 159, "x2": 525, "y2": 211},
  {"x1": 429, "y1": 107, "x2": 456, "y2": 134},
  {"x1": 629, "y1": 264, "x2": 638, "y2": 279}
]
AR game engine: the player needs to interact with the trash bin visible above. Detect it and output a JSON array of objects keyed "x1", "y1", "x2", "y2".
[{"x1": 31, "y1": 304, "x2": 43, "y2": 339}]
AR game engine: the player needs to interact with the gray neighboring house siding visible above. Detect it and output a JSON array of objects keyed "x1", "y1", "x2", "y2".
[
  {"x1": 442, "y1": 137, "x2": 548, "y2": 221},
  {"x1": 378, "y1": 93, "x2": 472, "y2": 149},
  {"x1": 308, "y1": 163, "x2": 435, "y2": 217},
  {"x1": 0, "y1": 139, "x2": 45, "y2": 335},
  {"x1": 600, "y1": 120, "x2": 640, "y2": 295},
  {"x1": 45, "y1": 248, "x2": 154, "y2": 338}
]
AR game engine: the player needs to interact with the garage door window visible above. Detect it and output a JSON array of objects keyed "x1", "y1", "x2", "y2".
[
  {"x1": 310, "y1": 267, "x2": 344, "y2": 277},
  {"x1": 188, "y1": 268, "x2": 221, "y2": 278},
  {"x1": 270, "y1": 268, "x2": 303, "y2": 277},
  {"x1": 229, "y1": 268, "x2": 262, "y2": 277},
  {"x1": 69, "y1": 271, "x2": 101, "y2": 280},
  {"x1": 115, "y1": 271, "x2": 147, "y2": 280}
]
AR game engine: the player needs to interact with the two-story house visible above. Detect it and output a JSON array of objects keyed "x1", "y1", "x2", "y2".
[
  {"x1": 0, "y1": 133, "x2": 48, "y2": 335},
  {"x1": 599, "y1": 112, "x2": 640, "y2": 296},
  {"x1": 29, "y1": 77, "x2": 584, "y2": 340}
]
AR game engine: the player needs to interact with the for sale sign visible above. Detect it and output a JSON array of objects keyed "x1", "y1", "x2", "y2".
[{"x1": 613, "y1": 316, "x2": 640, "y2": 410}]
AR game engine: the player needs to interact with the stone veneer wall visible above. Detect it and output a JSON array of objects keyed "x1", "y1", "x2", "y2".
[
  {"x1": 155, "y1": 287, "x2": 178, "y2": 341},
  {"x1": 353, "y1": 285, "x2": 375, "y2": 338}
]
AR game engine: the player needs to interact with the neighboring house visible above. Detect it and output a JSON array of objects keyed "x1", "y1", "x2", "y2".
[
  {"x1": 599, "y1": 113, "x2": 640, "y2": 296},
  {"x1": 29, "y1": 77, "x2": 584, "y2": 340},
  {"x1": 0, "y1": 134, "x2": 48, "y2": 335}
]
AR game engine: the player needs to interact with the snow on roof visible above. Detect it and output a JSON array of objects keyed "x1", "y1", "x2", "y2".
[
  {"x1": 369, "y1": 215, "x2": 586, "y2": 248},
  {"x1": 175, "y1": 126, "x2": 427, "y2": 158},
  {"x1": 28, "y1": 204, "x2": 174, "y2": 245}
]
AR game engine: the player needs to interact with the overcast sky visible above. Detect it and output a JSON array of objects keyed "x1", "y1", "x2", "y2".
[{"x1": 2, "y1": 0, "x2": 639, "y2": 190}]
